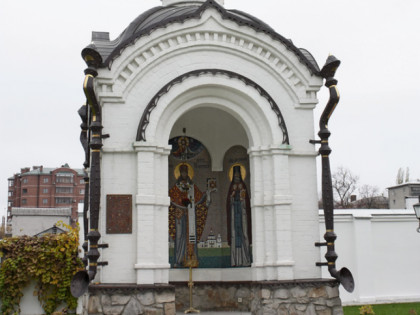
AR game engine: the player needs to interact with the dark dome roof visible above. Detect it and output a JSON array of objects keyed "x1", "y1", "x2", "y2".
[{"x1": 82, "y1": 0, "x2": 320, "y2": 74}]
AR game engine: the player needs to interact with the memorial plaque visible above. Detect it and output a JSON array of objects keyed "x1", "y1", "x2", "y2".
[{"x1": 106, "y1": 194, "x2": 132, "y2": 234}]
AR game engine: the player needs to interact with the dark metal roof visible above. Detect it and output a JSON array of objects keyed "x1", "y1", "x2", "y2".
[{"x1": 82, "y1": 0, "x2": 320, "y2": 75}]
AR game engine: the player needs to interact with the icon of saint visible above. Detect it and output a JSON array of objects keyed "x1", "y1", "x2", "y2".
[
  {"x1": 169, "y1": 163, "x2": 215, "y2": 267},
  {"x1": 227, "y1": 164, "x2": 251, "y2": 267}
]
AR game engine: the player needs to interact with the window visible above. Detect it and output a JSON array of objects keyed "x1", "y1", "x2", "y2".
[
  {"x1": 55, "y1": 197, "x2": 72, "y2": 204},
  {"x1": 80, "y1": 189, "x2": 85, "y2": 194},
  {"x1": 80, "y1": 179, "x2": 85, "y2": 184},
  {"x1": 411, "y1": 187, "x2": 420, "y2": 195},
  {"x1": 56, "y1": 187, "x2": 73, "y2": 194},
  {"x1": 8, "y1": 201, "x2": 13, "y2": 207},
  {"x1": 43, "y1": 188, "x2": 48, "y2": 194},
  {"x1": 56, "y1": 172, "x2": 74, "y2": 183},
  {"x1": 23, "y1": 178, "x2": 28, "y2": 184},
  {"x1": 8, "y1": 180, "x2": 14, "y2": 187},
  {"x1": 8, "y1": 191, "x2": 13, "y2": 197},
  {"x1": 22, "y1": 189, "x2": 27, "y2": 194},
  {"x1": 22, "y1": 199, "x2": 27, "y2": 205},
  {"x1": 43, "y1": 177, "x2": 49, "y2": 183},
  {"x1": 42, "y1": 199, "x2": 48, "y2": 205}
]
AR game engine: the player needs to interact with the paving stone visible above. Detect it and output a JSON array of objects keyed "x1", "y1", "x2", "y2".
[
  {"x1": 122, "y1": 297, "x2": 143, "y2": 315},
  {"x1": 236, "y1": 287, "x2": 251, "y2": 298},
  {"x1": 326, "y1": 298, "x2": 342, "y2": 308},
  {"x1": 144, "y1": 308, "x2": 164, "y2": 315},
  {"x1": 332, "y1": 306, "x2": 344, "y2": 315},
  {"x1": 103, "y1": 305, "x2": 125, "y2": 315},
  {"x1": 295, "y1": 303, "x2": 308, "y2": 311},
  {"x1": 317, "y1": 309, "x2": 332, "y2": 315},
  {"x1": 164, "y1": 302, "x2": 176, "y2": 315},
  {"x1": 138, "y1": 291, "x2": 155, "y2": 306},
  {"x1": 274, "y1": 288, "x2": 290, "y2": 299},
  {"x1": 326, "y1": 286, "x2": 339, "y2": 299},
  {"x1": 260, "y1": 288, "x2": 271, "y2": 299},
  {"x1": 291, "y1": 287, "x2": 307, "y2": 298},
  {"x1": 88, "y1": 295, "x2": 102, "y2": 314},
  {"x1": 308, "y1": 287, "x2": 327, "y2": 298},
  {"x1": 102, "y1": 295, "x2": 112, "y2": 307},
  {"x1": 156, "y1": 291, "x2": 175, "y2": 303},
  {"x1": 112, "y1": 294, "x2": 131, "y2": 305},
  {"x1": 305, "y1": 304, "x2": 317, "y2": 315}
]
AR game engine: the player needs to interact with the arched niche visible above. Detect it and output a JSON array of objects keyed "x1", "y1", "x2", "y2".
[
  {"x1": 133, "y1": 71, "x2": 297, "y2": 284},
  {"x1": 169, "y1": 107, "x2": 248, "y2": 172},
  {"x1": 167, "y1": 120, "x2": 253, "y2": 269}
]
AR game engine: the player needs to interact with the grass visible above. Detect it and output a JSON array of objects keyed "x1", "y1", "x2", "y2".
[{"x1": 344, "y1": 303, "x2": 420, "y2": 315}]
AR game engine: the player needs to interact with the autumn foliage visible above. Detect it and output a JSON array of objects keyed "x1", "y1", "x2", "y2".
[{"x1": 0, "y1": 222, "x2": 83, "y2": 314}]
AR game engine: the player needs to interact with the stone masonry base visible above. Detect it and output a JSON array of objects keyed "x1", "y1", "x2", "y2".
[
  {"x1": 173, "y1": 279, "x2": 343, "y2": 315},
  {"x1": 83, "y1": 284, "x2": 176, "y2": 315},
  {"x1": 82, "y1": 279, "x2": 343, "y2": 315}
]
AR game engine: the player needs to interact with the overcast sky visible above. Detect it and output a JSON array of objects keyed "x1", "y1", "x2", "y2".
[{"x1": 1, "y1": 0, "x2": 419, "y2": 219}]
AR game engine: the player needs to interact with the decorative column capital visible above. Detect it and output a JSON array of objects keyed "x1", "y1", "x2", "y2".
[{"x1": 133, "y1": 142, "x2": 172, "y2": 155}]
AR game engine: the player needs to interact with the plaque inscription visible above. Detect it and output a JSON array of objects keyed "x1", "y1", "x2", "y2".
[{"x1": 106, "y1": 194, "x2": 132, "y2": 234}]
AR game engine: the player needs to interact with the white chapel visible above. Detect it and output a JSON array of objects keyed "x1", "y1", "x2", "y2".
[{"x1": 76, "y1": 0, "x2": 345, "y2": 313}]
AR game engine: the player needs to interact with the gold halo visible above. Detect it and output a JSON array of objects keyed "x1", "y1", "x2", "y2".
[
  {"x1": 174, "y1": 163, "x2": 194, "y2": 180},
  {"x1": 228, "y1": 163, "x2": 246, "y2": 182}
]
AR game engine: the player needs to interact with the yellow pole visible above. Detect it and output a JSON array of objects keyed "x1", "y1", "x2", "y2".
[{"x1": 184, "y1": 265, "x2": 199, "y2": 313}]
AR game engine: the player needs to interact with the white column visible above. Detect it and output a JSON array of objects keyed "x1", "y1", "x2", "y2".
[
  {"x1": 353, "y1": 213, "x2": 376, "y2": 303},
  {"x1": 133, "y1": 142, "x2": 171, "y2": 284},
  {"x1": 261, "y1": 146, "x2": 276, "y2": 279},
  {"x1": 249, "y1": 145, "x2": 294, "y2": 281},
  {"x1": 270, "y1": 146, "x2": 294, "y2": 280},
  {"x1": 248, "y1": 147, "x2": 265, "y2": 280}
]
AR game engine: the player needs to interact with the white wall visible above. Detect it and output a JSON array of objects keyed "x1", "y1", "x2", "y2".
[
  {"x1": 319, "y1": 209, "x2": 420, "y2": 305},
  {"x1": 11, "y1": 207, "x2": 71, "y2": 236}
]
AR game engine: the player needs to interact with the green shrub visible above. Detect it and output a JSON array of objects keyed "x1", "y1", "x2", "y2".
[{"x1": 0, "y1": 222, "x2": 83, "y2": 314}]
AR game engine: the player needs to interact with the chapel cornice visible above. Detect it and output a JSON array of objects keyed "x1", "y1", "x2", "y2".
[
  {"x1": 82, "y1": 0, "x2": 320, "y2": 76},
  {"x1": 92, "y1": 16, "x2": 322, "y2": 106}
]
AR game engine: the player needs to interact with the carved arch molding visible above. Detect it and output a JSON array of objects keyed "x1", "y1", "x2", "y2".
[{"x1": 136, "y1": 69, "x2": 289, "y2": 145}]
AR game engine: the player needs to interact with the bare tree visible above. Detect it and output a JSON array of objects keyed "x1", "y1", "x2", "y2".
[
  {"x1": 405, "y1": 167, "x2": 410, "y2": 183},
  {"x1": 358, "y1": 184, "x2": 380, "y2": 208},
  {"x1": 0, "y1": 216, "x2": 5, "y2": 239},
  {"x1": 332, "y1": 166, "x2": 359, "y2": 208},
  {"x1": 396, "y1": 168, "x2": 404, "y2": 185}
]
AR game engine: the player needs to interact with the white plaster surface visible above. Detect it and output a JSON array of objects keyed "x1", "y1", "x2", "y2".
[
  {"x1": 11, "y1": 207, "x2": 71, "y2": 236},
  {"x1": 97, "y1": 3, "x2": 322, "y2": 285},
  {"x1": 320, "y1": 209, "x2": 420, "y2": 305}
]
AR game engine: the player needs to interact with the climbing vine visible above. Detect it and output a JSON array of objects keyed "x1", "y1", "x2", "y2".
[{"x1": 0, "y1": 221, "x2": 83, "y2": 314}]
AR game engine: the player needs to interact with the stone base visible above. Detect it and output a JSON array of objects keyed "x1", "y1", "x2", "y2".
[
  {"x1": 172, "y1": 279, "x2": 343, "y2": 315},
  {"x1": 82, "y1": 284, "x2": 176, "y2": 315},
  {"x1": 80, "y1": 280, "x2": 343, "y2": 315}
]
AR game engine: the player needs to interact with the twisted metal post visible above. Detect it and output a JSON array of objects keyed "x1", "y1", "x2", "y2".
[
  {"x1": 71, "y1": 51, "x2": 108, "y2": 297},
  {"x1": 312, "y1": 55, "x2": 354, "y2": 293}
]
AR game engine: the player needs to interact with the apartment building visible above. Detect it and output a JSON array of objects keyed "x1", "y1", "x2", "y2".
[{"x1": 7, "y1": 164, "x2": 85, "y2": 223}]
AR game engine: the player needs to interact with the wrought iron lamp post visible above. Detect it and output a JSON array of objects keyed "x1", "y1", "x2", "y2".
[
  {"x1": 312, "y1": 55, "x2": 355, "y2": 293},
  {"x1": 71, "y1": 50, "x2": 108, "y2": 298},
  {"x1": 413, "y1": 196, "x2": 420, "y2": 232}
]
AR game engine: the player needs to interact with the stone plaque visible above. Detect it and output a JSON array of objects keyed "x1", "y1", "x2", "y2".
[{"x1": 106, "y1": 194, "x2": 132, "y2": 234}]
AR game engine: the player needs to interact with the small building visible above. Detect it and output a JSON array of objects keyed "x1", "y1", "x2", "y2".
[
  {"x1": 7, "y1": 164, "x2": 85, "y2": 224},
  {"x1": 387, "y1": 182, "x2": 420, "y2": 209},
  {"x1": 10, "y1": 207, "x2": 71, "y2": 237},
  {"x1": 77, "y1": 0, "x2": 347, "y2": 313},
  {"x1": 207, "y1": 229, "x2": 216, "y2": 248}
]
